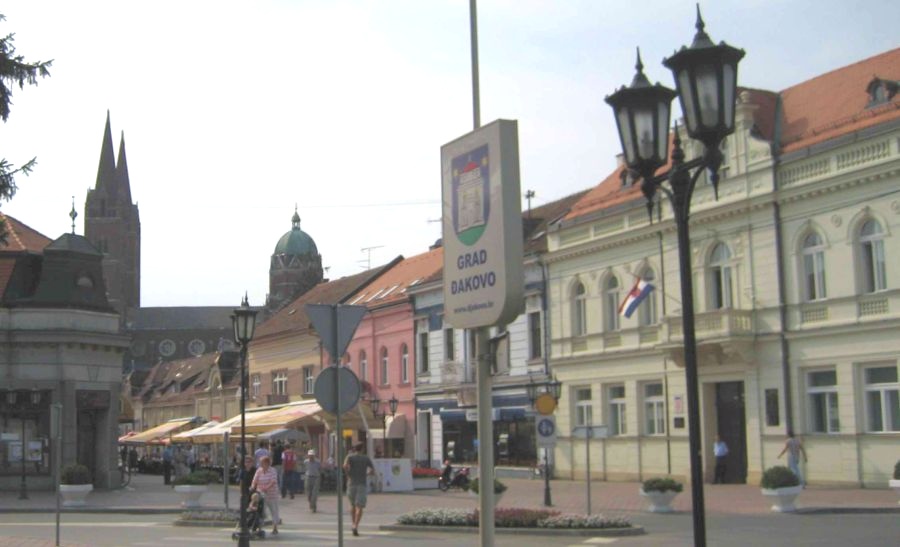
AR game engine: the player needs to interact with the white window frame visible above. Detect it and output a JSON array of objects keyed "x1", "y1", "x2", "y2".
[
  {"x1": 608, "y1": 384, "x2": 627, "y2": 436},
  {"x1": 528, "y1": 311, "x2": 542, "y2": 359},
  {"x1": 303, "y1": 366, "x2": 314, "y2": 394},
  {"x1": 417, "y1": 331, "x2": 429, "y2": 373},
  {"x1": 572, "y1": 281, "x2": 587, "y2": 336},
  {"x1": 401, "y1": 344, "x2": 409, "y2": 383},
  {"x1": 444, "y1": 328, "x2": 455, "y2": 360},
  {"x1": 709, "y1": 243, "x2": 733, "y2": 310},
  {"x1": 807, "y1": 369, "x2": 840, "y2": 433},
  {"x1": 380, "y1": 347, "x2": 389, "y2": 385},
  {"x1": 802, "y1": 232, "x2": 827, "y2": 301},
  {"x1": 863, "y1": 364, "x2": 899, "y2": 432},
  {"x1": 638, "y1": 269, "x2": 658, "y2": 326},
  {"x1": 860, "y1": 219, "x2": 887, "y2": 293},
  {"x1": 359, "y1": 351, "x2": 368, "y2": 385},
  {"x1": 643, "y1": 382, "x2": 666, "y2": 435},
  {"x1": 272, "y1": 371, "x2": 287, "y2": 395},
  {"x1": 604, "y1": 276, "x2": 620, "y2": 331},
  {"x1": 574, "y1": 387, "x2": 593, "y2": 427},
  {"x1": 251, "y1": 374, "x2": 261, "y2": 398}
]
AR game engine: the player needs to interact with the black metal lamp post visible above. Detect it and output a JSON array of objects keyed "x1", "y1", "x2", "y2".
[
  {"x1": 605, "y1": 7, "x2": 743, "y2": 547},
  {"x1": 369, "y1": 395, "x2": 399, "y2": 455},
  {"x1": 526, "y1": 375, "x2": 561, "y2": 507},
  {"x1": 231, "y1": 294, "x2": 258, "y2": 547}
]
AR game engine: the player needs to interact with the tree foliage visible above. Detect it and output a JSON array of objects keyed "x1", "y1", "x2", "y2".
[{"x1": 0, "y1": 13, "x2": 52, "y2": 242}]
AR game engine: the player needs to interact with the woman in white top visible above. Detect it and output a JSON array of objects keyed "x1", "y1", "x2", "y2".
[{"x1": 251, "y1": 455, "x2": 280, "y2": 535}]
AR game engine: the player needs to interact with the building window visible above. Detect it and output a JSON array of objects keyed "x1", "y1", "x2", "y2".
[
  {"x1": 359, "y1": 350, "x2": 367, "y2": 385},
  {"x1": 418, "y1": 332, "x2": 429, "y2": 373},
  {"x1": 468, "y1": 329, "x2": 478, "y2": 360},
  {"x1": 574, "y1": 387, "x2": 593, "y2": 426},
  {"x1": 638, "y1": 268, "x2": 658, "y2": 326},
  {"x1": 863, "y1": 365, "x2": 899, "y2": 432},
  {"x1": 572, "y1": 281, "x2": 587, "y2": 336},
  {"x1": 708, "y1": 243, "x2": 733, "y2": 309},
  {"x1": 643, "y1": 382, "x2": 665, "y2": 435},
  {"x1": 528, "y1": 311, "x2": 542, "y2": 359},
  {"x1": 807, "y1": 369, "x2": 839, "y2": 433},
  {"x1": 303, "y1": 367, "x2": 314, "y2": 394},
  {"x1": 859, "y1": 219, "x2": 886, "y2": 293},
  {"x1": 251, "y1": 374, "x2": 261, "y2": 399},
  {"x1": 604, "y1": 276, "x2": 620, "y2": 331},
  {"x1": 400, "y1": 344, "x2": 409, "y2": 383},
  {"x1": 608, "y1": 385, "x2": 627, "y2": 436},
  {"x1": 765, "y1": 388, "x2": 780, "y2": 427},
  {"x1": 445, "y1": 328, "x2": 455, "y2": 360},
  {"x1": 272, "y1": 371, "x2": 287, "y2": 395},
  {"x1": 380, "y1": 347, "x2": 389, "y2": 385},
  {"x1": 801, "y1": 232, "x2": 827, "y2": 301}
]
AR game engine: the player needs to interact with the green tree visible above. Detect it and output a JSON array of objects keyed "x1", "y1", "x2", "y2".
[{"x1": 0, "y1": 13, "x2": 52, "y2": 243}]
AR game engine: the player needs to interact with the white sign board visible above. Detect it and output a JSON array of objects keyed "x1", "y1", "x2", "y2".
[
  {"x1": 535, "y1": 415, "x2": 557, "y2": 448},
  {"x1": 372, "y1": 458, "x2": 413, "y2": 492},
  {"x1": 441, "y1": 119, "x2": 524, "y2": 328},
  {"x1": 572, "y1": 425, "x2": 609, "y2": 439}
]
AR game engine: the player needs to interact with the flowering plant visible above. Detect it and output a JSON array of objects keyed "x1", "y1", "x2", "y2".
[{"x1": 412, "y1": 467, "x2": 442, "y2": 478}]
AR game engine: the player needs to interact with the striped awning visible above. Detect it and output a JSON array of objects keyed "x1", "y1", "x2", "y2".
[{"x1": 122, "y1": 418, "x2": 197, "y2": 445}]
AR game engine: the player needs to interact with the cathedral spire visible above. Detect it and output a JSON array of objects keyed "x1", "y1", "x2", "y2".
[
  {"x1": 116, "y1": 130, "x2": 133, "y2": 204},
  {"x1": 291, "y1": 205, "x2": 300, "y2": 229},
  {"x1": 95, "y1": 110, "x2": 117, "y2": 196}
]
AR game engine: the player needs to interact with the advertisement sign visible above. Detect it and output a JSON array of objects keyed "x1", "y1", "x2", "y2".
[{"x1": 441, "y1": 119, "x2": 524, "y2": 328}]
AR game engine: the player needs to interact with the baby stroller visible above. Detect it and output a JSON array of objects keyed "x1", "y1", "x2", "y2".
[{"x1": 232, "y1": 490, "x2": 266, "y2": 540}]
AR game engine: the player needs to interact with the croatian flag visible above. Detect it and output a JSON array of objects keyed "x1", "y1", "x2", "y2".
[{"x1": 619, "y1": 278, "x2": 654, "y2": 318}]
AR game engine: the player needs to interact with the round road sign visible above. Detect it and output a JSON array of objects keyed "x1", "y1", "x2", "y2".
[{"x1": 314, "y1": 366, "x2": 361, "y2": 415}]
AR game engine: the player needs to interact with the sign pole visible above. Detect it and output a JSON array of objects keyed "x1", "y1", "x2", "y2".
[
  {"x1": 476, "y1": 327, "x2": 494, "y2": 547},
  {"x1": 332, "y1": 305, "x2": 345, "y2": 547},
  {"x1": 585, "y1": 428, "x2": 592, "y2": 515}
]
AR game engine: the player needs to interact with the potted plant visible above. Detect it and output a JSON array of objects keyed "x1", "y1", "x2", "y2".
[
  {"x1": 173, "y1": 469, "x2": 218, "y2": 508},
  {"x1": 467, "y1": 477, "x2": 508, "y2": 505},
  {"x1": 889, "y1": 460, "x2": 900, "y2": 505},
  {"x1": 639, "y1": 477, "x2": 683, "y2": 513},
  {"x1": 59, "y1": 464, "x2": 93, "y2": 507},
  {"x1": 760, "y1": 465, "x2": 802, "y2": 512}
]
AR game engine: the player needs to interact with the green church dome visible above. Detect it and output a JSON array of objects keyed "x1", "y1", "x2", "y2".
[{"x1": 274, "y1": 209, "x2": 318, "y2": 256}]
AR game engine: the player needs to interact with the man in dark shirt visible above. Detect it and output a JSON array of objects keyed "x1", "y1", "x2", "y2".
[{"x1": 342, "y1": 443, "x2": 375, "y2": 537}]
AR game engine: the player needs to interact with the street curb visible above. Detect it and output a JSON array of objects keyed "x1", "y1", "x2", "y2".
[
  {"x1": 795, "y1": 507, "x2": 900, "y2": 515},
  {"x1": 0, "y1": 507, "x2": 198, "y2": 514},
  {"x1": 379, "y1": 524, "x2": 646, "y2": 537}
]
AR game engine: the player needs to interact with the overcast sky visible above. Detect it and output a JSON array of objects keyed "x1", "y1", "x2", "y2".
[{"x1": 2, "y1": 1, "x2": 897, "y2": 307}]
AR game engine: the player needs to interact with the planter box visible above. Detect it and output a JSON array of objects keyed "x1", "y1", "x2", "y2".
[
  {"x1": 59, "y1": 484, "x2": 93, "y2": 507},
  {"x1": 639, "y1": 489, "x2": 678, "y2": 513},
  {"x1": 761, "y1": 485, "x2": 802, "y2": 513},
  {"x1": 413, "y1": 477, "x2": 439, "y2": 490},
  {"x1": 174, "y1": 485, "x2": 208, "y2": 508},
  {"x1": 889, "y1": 479, "x2": 900, "y2": 505}
]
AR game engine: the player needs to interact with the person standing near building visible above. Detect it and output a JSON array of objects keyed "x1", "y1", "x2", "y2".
[
  {"x1": 272, "y1": 440, "x2": 284, "y2": 494},
  {"x1": 778, "y1": 431, "x2": 808, "y2": 486},
  {"x1": 305, "y1": 449, "x2": 322, "y2": 512},
  {"x1": 343, "y1": 443, "x2": 375, "y2": 537},
  {"x1": 251, "y1": 455, "x2": 281, "y2": 535},
  {"x1": 254, "y1": 441, "x2": 270, "y2": 468},
  {"x1": 162, "y1": 444, "x2": 174, "y2": 485},
  {"x1": 281, "y1": 442, "x2": 297, "y2": 499},
  {"x1": 713, "y1": 436, "x2": 729, "y2": 484}
]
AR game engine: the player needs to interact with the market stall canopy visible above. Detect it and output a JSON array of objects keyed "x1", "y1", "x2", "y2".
[
  {"x1": 171, "y1": 420, "x2": 220, "y2": 443},
  {"x1": 122, "y1": 417, "x2": 200, "y2": 445},
  {"x1": 190, "y1": 413, "x2": 259, "y2": 444},
  {"x1": 257, "y1": 428, "x2": 310, "y2": 444},
  {"x1": 233, "y1": 400, "x2": 322, "y2": 434},
  {"x1": 118, "y1": 431, "x2": 138, "y2": 443},
  {"x1": 369, "y1": 414, "x2": 407, "y2": 439}
]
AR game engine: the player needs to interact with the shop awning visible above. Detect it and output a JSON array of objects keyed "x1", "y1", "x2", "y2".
[
  {"x1": 190, "y1": 413, "x2": 261, "y2": 444},
  {"x1": 171, "y1": 420, "x2": 221, "y2": 443},
  {"x1": 234, "y1": 401, "x2": 322, "y2": 434},
  {"x1": 256, "y1": 428, "x2": 310, "y2": 443},
  {"x1": 370, "y1": 414, "x2": 407, "y2": 439},
  {"x1": 122, "y1": 418, "x2": 198, "y2": 445}
]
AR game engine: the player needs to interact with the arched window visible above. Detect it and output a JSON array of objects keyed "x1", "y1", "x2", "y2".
[
  {"x1": 380, "y1": 347, "x2": 389, "y2": 385},
  {"x1": 638, "y1": 268, "x2": 658, "y2": 326},
  {"x1": 400, "y1": 344, "x2": 409, "y2": 383},
  {"x1": 604, "y1": 276, "x2": 620, "y2": 331},
  {"x1": 709, "y1": 243, "x2": 733, "y2": 309},
  {"x1": 802, "y1": 232, "x2": 827, "y2": 301},
  {"x1": 860, "y1": 219, "x2": 886, "y2": 293},
  {"x1": 572, "y1": 281, "x2": 587, "y2": 336},
  {"x1": 359, "y1": 350, "x2": 367, "y2": 385}
]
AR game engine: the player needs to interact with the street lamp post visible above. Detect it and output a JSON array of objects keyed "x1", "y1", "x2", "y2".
[
  {"x1": 369, "y1": 395, "x2": 398, "y2": 456},
  {"x1": 231, "y1": 294, "x2": 258, "y2": 547},
  {"x1": 526, "y1": 375, "x2": 561, "y2": 507},
  {"x1": 605, "y1": 7, "x2": 743, "y2": 547}
]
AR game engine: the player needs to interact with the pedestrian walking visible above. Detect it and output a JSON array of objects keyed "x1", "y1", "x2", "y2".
[
  {"x1": 305, "y1": 449, "x2": 322, "y2": 512},
  {"x1": 778, "y1": 431, "x2": 808, "y2": 486},
  {"x1": 251, "y1": 455, "x2": 281, "y2": 535},
  {"x1": 186, "y1": 443, "x2": 197, "y2": 473},
  {"x1": 272, "y1": 440, "x2": 284, "y2": 493},
  {"x1": 713, "y1": 435, "x2": 729, "y2": 484},
  {"x1": 281, "y1": 442, "x2": 297, "y2": 499},
  {"x1": 254, "y1": 441, "x2": 270, "y2": 468},
  {"x1": 162, "y1": 444, "x2": 174, "y2": 485},
  {"x1": 343, "y1": 443, "x2": 375, "y2": 537}
]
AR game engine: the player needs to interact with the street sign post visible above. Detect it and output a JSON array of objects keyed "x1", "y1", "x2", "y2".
[
  {"x1": 535, "y1": 415, "x2": 557, "y2": 448},
  {"x1": 314, "y1": 367, "x2": 361, "y2": 415},
  {"x1": 572, "y1": 425, "x2": 608, "y2": 515}
]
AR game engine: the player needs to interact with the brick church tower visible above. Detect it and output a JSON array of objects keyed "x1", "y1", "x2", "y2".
[
  {"x1": 84, "y1": 112, "x2": 141, "y2": 315},
  {"x1": 267, "y1": 208, "x2": 323, "y2": 312}
]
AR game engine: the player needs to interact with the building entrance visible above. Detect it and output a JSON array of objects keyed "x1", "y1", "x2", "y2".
[{"x1": 715, "y1": 381, "x2": 747, "y2": 483}]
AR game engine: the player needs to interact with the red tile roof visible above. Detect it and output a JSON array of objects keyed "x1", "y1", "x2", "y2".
[
  {"x1": 780, "y1": 48, "x2": 900, "y2": 153},
  {"x1": 346, "y1": 247, "x2": 444, "y2": 309},
  {"x1": 0, "y1": 213, "x2": 52, "y2": 253}
]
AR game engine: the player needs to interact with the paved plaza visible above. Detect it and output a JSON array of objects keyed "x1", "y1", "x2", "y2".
[{"x1": 0, "y1": 473, "x2": 897, "y2": 546}]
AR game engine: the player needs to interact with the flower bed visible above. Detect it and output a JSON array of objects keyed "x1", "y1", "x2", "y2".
[
  {"x1": 412, "y1": 467, "x2": 442, "y2": 478},
  {"x1": 397, "y1": 507, "x2": 632, "y2": 530}
]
